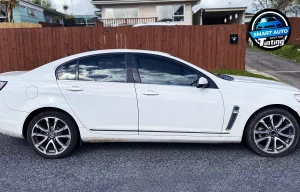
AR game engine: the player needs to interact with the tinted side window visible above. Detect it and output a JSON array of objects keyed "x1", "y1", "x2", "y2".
[
  {"x1": 136, "y1": 54, "x2": 199, "y2": 86},
  {"x1": 56, "y1": 60, "x2": 77, "y2": 80},
  {"x1": 79, "y1": 54, "x2": 127, "y2": 82}
]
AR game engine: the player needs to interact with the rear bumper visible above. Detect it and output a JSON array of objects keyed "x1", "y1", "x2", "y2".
[{"x1": 0, "y1": 96, "x2": 28, "y2": 138}]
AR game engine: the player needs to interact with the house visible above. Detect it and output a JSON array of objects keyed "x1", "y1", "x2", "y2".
[
  {"x1": 92, "y1": 0, "x2": 198, "y2": 27},
  {"x1": 0, "y1": 0, "x2": 65, "y2": 24},
  {"x1": 193, "y1": 7, "x2": 247, "y2": 25},
  {"x1": 245, "y1": 12, "x2": 255, "y2": 23}
]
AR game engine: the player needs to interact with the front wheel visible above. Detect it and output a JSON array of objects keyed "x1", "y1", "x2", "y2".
[
  {"x1": 244, "y1": 108, "x2": 299, "y2": 157},
  {"x1": 27, "y1": 111, "x2": 79, "y2": 159}
]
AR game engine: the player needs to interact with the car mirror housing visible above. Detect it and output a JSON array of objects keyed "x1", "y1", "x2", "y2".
[{"x1": 197, "y1": 77, "x2": 209, "y2": 88}]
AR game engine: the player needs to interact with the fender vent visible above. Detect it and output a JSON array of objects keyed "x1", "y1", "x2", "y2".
[{"x1": 226, "y1": 106, "x2": 240, "y2": 131}]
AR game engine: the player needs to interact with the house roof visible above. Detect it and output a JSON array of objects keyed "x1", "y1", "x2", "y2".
[
  {"x1": 194, "y1": 7, "x2": 247, "y2": 14},
  {"x1": 92, "y1": 0, "x2": 198, "y2": 5},
  {"x1": 18, "y1": 0, "x2": 65, "y2": 17}
]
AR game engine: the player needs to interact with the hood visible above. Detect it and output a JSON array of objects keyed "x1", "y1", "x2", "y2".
[{"x1": 231, "y1": 75, "x2": 300, "y2": 92}]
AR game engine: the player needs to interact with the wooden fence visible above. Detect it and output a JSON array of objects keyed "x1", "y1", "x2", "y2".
[
  {"x1": 0, "y1": 25, "x2": 246, "y2": 73},
  {"x1": 288, "y1": 17, "x2": 300, "y2": 46}
]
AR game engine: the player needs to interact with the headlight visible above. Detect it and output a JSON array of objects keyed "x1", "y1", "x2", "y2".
[{"x1": 295, "y1": 94, "x2": 300, "y2": 102}]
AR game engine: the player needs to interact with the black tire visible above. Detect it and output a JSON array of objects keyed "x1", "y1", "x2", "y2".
[
  {"x1": 244, "y1": 108, "x2": 299, "y2": 157},
  {"x1": 27, "y1": 110, "x2": 79, "y2": 159}
]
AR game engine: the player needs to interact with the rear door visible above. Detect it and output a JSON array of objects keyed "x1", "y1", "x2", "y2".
[{"x1": 56, "y1": 53, "x2": 138, "y2": 134}]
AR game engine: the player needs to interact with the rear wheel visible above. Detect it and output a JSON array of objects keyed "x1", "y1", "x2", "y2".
[
  {"x1": 27, "y1": 111, "x2": 79, "y2": 159},
  {"x1": 244, "y1": 108, "x2": 299, "y2": 157}
]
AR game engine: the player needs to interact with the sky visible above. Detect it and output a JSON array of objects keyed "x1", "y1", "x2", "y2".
[{"x1": 52, "y1": 0, "x2": 252, "y2": 15}]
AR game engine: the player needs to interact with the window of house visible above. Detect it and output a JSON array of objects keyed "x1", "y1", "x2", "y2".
[
  {"x1": 156, "y1": 5, "x2": 184, "y2": 22},
  {"x1": 78, "y1": 54, "x2": 127, "y2": 82},
  {"x1": 105, "y1": 8, "x2": 138, "y2": 19},
  {"x1": 135, "y1": 54, "x2": 199, "y2": 86},
  {"x1": 28, "y1": 8, "x2": 37, "y2": 17}
]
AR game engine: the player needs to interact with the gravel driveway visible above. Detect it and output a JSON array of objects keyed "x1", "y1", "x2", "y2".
[
  {"x1": 246, "y1": 47, "x2": 300, "y2": 89},
  {"x1": 1, "y1": 133, "x2": 300, "y2": 192}
]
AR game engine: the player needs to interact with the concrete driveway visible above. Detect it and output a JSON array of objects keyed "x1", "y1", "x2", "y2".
[{"x1": 246, "y1": 48, "x2": 300, "y2": 89}]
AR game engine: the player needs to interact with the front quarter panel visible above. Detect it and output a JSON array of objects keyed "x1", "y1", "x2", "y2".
[{"x1": 219, "y1": 83, "x2": 300, "y2": 138}]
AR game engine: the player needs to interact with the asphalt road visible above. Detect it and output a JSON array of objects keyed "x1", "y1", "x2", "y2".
[
  {"x1": 246, "y1": 47, "x2": 300, "y2": 89},
  {"x1": 1, "y1": 133, "x2": 300, "y2": 192},
  {"x1": 1, "y1": 48, "x2": 300, "y2": 192}
]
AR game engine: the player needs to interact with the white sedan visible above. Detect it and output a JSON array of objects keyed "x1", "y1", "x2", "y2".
[{"x1": 0, "y1": 49, "x2": 299, "y2": 158}]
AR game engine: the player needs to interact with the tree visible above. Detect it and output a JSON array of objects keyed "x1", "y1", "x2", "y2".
[
  {"x1": 32, "y1": 0, "x2": 41, "y2": 5},
  {"x1": 0, "y1": 0, "x2": 16, "y2": 22},
  {"x1": 251, "y1": 0, "x2": 298, "y2": 12},
  {"x1": 41, "y1": 0, "x2": 52, "y2": 9},
  {"x1": 62, "y1": 4, "x2": 69, "y2": 14}
]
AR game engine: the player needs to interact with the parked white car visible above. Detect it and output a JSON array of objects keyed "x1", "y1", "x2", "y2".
[{"x1": 0, "y1": 49, "x2": 300, "y2": 158}]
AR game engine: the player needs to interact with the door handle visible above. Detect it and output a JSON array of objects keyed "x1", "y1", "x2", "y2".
[
  {"x1": 66, "y1": 86, "x2": 83, "y2": 91},
  {"x1": 142, "y1": 90, "x2": 159, "y2": 96}
]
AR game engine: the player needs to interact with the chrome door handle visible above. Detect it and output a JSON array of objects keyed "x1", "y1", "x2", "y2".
[
  {"x1": 142, "y1": 90, "x2": 159, "y2": 96},
  {"x1": 66, "y1": 86, "x2": 83, "y2": 91}
]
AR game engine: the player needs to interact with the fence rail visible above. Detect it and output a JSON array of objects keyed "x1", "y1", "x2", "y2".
[{"x1": 0, "y1": 25, "x2": 246, "y2": 73}]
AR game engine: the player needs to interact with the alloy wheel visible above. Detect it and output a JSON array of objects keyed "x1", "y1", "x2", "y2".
[
  {"x1": 253, "y1": 114, "x2": 295, "y2": 154},
  {"x1": 31, "y1": 117, "x2": 71, "y2": 156}
]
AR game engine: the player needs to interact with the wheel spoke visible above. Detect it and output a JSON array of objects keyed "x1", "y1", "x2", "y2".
[
  {"x1": 278, "y1": 132, "x2": 294, "y2": 139},
  {"x1": 269, "y1": 115, "x2": 275, "y2": 129},
  {"x1": 255, "y1": 136, "x2": 269, "y2": 143},
  {"x1": 34, "y1": 137, "x2": 48, "y2": 148},
  {"x1": 32, "y1": 133, "x2": 47, "y2": 137},
  {"x1": 35, "y1": 124, "x2": 49, "y2": 133},
  {"x1": 56, "y1": 134, "x2": 71, "y2": 139},
  {"x1": 275, "y1": 116, "x2": 286, "y2": 129},
  {"x1": 56, "y1": 138, "x2": 67, "y2": 149},
  {"x1": 54, "y1": 126, "x2": 67, "y2": 133},
  {"x1": 275, "y1": 137, "x2": 287, "y2": 147},
  {"x1": 273, "y1": 137, "x2": 277, "y2": 152},
  {"x1": 263, "y1": 137, "x2": 271, "y2": 151},
  {"x1": 255, "y1": 130, "x2": 269, "y2": 134},
  {"x1": 43, "y1": 139, "x2": 52, "y2": 154},
  {"x1": 51, "y1": 140, "x2": 59, "y2": 154},
  {"x1": 44, "y1": 118, "x2": 51, "y2": 131},
  {"x1": 52, "y1": 118, "x2": 59, "y2": 131},
  {"x1": 259, "y1": 119, "x2": 270, "y2": 130},
  {"x1": 278, "y1": 123, "x2": 293, "y2": 133}
]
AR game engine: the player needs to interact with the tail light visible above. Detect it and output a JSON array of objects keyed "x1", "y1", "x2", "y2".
[{"x1": 0, "y1": 81, "x2": 7, "y2": 91}]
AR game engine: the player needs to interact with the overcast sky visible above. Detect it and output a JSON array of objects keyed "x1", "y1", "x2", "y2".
[{"x1": 52, "y1": 0, "x2": 251, "y2": 15}]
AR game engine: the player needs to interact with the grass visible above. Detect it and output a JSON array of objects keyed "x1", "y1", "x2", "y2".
[
  {"x1": 212, "y1": 69, "x2": 277, "y2": 81},
  {"x1": 253, "y1": 45, "x2": 300, "y2": 63}
]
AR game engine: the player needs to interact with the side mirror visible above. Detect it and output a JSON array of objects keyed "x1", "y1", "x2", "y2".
[{"x1": 197, "y1": 77, "x2": 209, "y2": 88}]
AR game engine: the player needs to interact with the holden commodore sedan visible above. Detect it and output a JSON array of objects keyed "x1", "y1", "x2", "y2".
[{"x1": 0, "y1": 49, "x2": 299, "y2": 159}]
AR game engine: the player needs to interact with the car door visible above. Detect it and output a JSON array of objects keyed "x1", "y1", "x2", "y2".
[
  {"x1": 56, "y1": 53, "x2": 138, "y2": 134},
  {"x1": 132, "y1": 53, "x2": 224, "y2": 135}
]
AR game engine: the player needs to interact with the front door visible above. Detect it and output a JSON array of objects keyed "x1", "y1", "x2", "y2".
[{"x1": 132, "y1": 53, "x2": 224, "y2": 135}]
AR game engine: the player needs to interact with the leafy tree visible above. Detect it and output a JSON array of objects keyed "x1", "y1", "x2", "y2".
[
  {"x1": 62, "y1": 4, "x2": 69, "y2": 14},
  {"x1": 251, "y1": 0, "x2": 298, "y2": 12},
  {"x1": 0, "y1": 0, "x2": 16, "y2": 22},
  {"x1": 32, "y1": 0, "x2": 41, "y2": 5}
]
